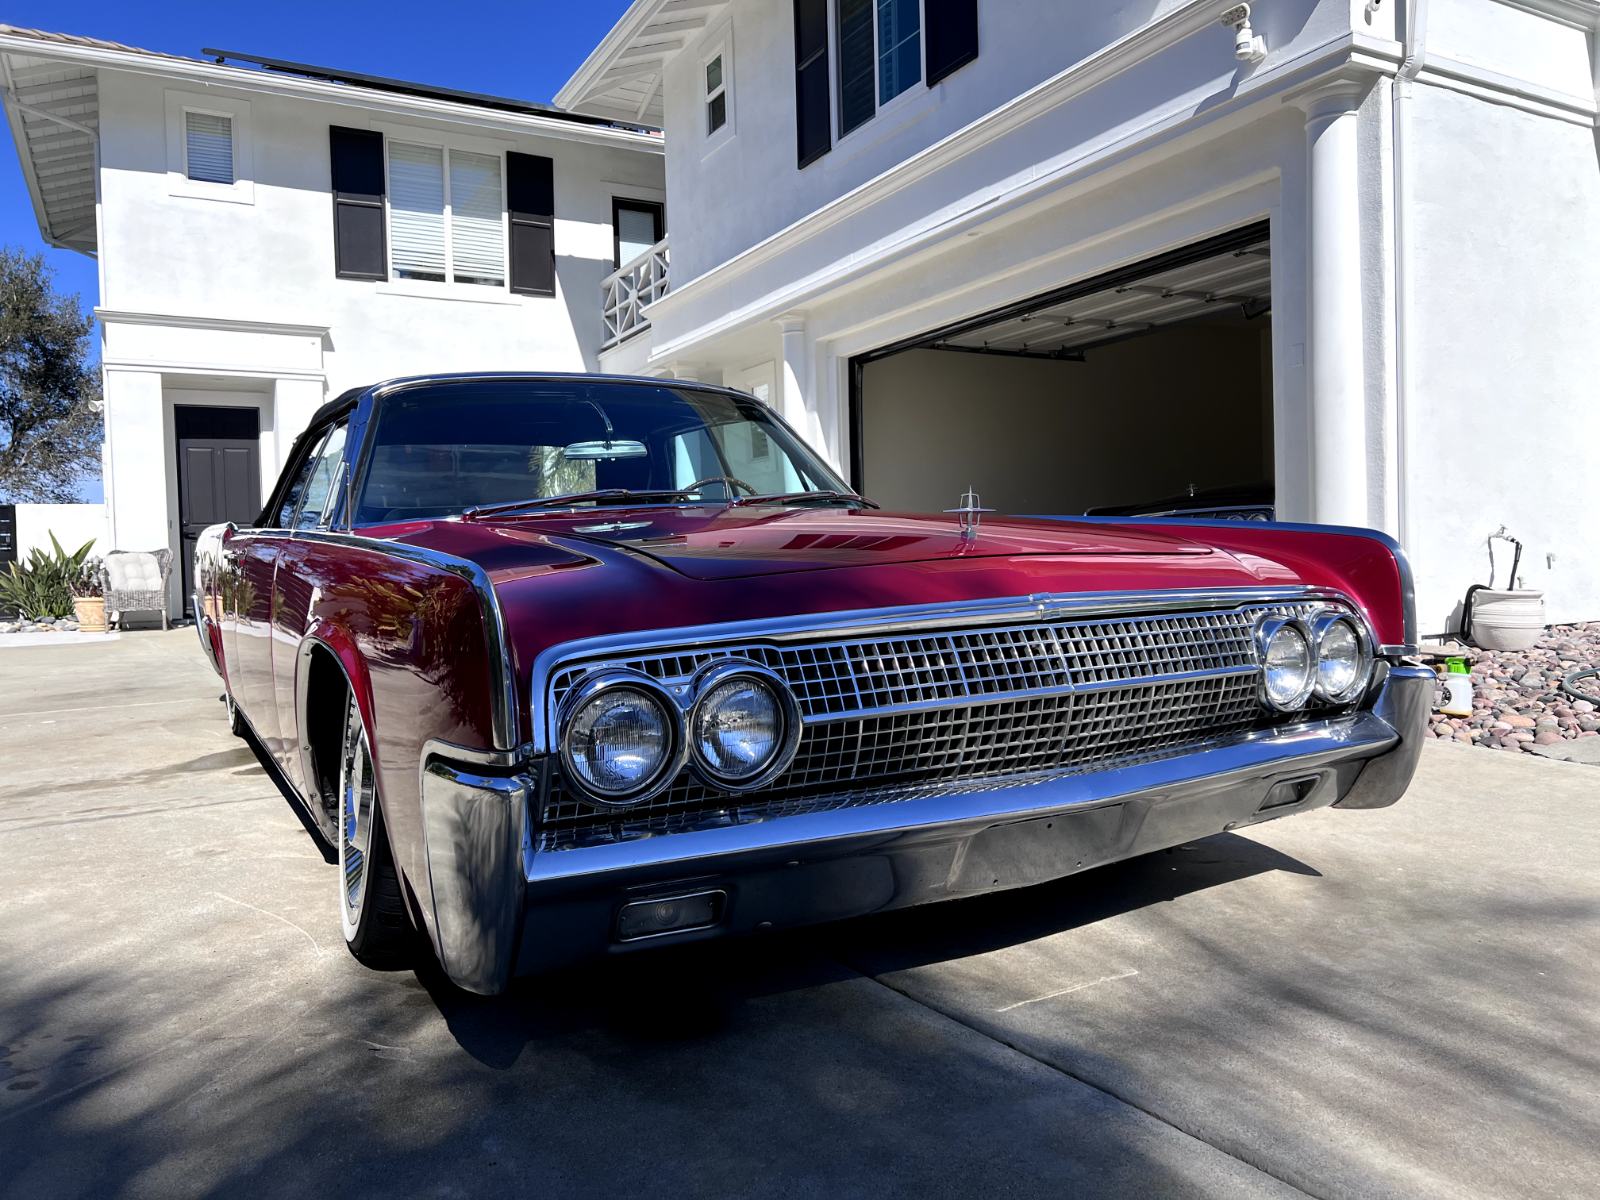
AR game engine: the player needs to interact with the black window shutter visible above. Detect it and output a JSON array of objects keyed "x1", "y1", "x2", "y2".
[
  {"x1": 926, "y1": 0, "x2": 979, "y2": 86},
  {"x1": 329, "y1": 126, "x2": 386, "y2": 281},
  {"x1": 794, "y1": 0, "x2": 831, "y2": 168},
  {"x1": 507, "y1": 152, "x2": 556, "y2": 297}
]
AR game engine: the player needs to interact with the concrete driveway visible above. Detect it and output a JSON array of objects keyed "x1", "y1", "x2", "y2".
[{"x1": 1, "y1": 631, "x2": 1595, "y2": 1199}]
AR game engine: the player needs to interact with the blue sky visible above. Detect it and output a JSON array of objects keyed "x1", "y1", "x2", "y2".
[{"x1": 1, "y1": 1, "x2": 632, "y2": 501}]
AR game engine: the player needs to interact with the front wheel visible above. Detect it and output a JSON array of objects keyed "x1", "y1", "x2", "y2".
[{"x1": 338, "y1": 694, "x2": 412, "y2": 967}]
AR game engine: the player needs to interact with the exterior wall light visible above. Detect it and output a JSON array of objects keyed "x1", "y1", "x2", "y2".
[{"x1": 1220, "y1": 3, "x2": 1268, "y2": 64}]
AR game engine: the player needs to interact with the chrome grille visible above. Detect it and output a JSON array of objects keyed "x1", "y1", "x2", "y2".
[{"x1": 538, "y1": 601, "x2": 1337, "y2": 851}]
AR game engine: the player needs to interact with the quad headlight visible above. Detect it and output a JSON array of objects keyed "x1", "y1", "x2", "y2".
[
  {"x1": 1309, "y1": 611, "x2": 1373, "y2": 703},
  {"x1": 687, "y1": 662, "x2": 802, "y2": 792},
  {"x1": 1255, "y1": 610, "x2": 1375, "y2": 713},
  {"x1": 1255, "y1": 616, "x2": 1316, "y2": 711},
  {"x1": 557, "y1": 660, "x2": 802, "y2": 807},
  {"x1": 558, "y1": 672, "x2": 685, "y2": 807}
]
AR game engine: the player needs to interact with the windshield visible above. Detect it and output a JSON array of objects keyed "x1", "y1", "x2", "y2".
[{"x1": 353, "y1": 379, "x2": 849, "y2": 523}]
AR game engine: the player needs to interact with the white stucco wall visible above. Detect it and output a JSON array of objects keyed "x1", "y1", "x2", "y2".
[
  {"x1": 1400, "y1": 81, "x2": 1600, "y2": 630},
  {"x1": 14, "y1": 504, "x2": 110, "y2": 561}
]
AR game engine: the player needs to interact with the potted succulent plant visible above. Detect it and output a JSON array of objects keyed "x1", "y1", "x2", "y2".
[{"x1": 71, "y1": 557, "x2": 106, "y2": 632}]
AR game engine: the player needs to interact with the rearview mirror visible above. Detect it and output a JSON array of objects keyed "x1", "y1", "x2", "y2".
[{"x1": 563, "y1": 440, "x2": 648, "y2": 460}]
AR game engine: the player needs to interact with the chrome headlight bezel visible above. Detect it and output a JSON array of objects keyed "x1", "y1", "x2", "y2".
[
  {"x1": 1309, "y1": 610, "x2": 1374, "y2": 704},
  {"x1": 1255, "y1": 616, "x2": 1317, "y2": 712},
  {"x1": 686, "y1": 660, "x2": 803, "y2": 793},
  {"x1": 557, "y1": 669, "x2": 687, "y2": 809}
]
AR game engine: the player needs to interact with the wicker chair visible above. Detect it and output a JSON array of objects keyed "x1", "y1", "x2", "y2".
[{"x1": 103, "y1": 549, "x2": 173, "y2": 632}]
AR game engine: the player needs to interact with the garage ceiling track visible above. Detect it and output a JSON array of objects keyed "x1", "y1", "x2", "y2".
[{"x1": 860, "y1": 220, "x2": 1271, "y2": 365}]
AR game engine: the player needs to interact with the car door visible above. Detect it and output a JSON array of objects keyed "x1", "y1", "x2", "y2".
[
  {"x1": 229, "y1": 425, "x2": 333, "y2": 751},
  {"x1": 271, "y1": 422, "x2": 348, "y2": 790}
]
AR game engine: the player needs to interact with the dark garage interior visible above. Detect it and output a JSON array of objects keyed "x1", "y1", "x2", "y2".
[{"x1": 852, "y1": 223, "x2": 1273, "y2": 517}]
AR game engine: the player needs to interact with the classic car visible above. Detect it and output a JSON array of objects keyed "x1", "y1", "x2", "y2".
[{"x1": 194, "y1": 373, "x2": 1430, "y2": 995}]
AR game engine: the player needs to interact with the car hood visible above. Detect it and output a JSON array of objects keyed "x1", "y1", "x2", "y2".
[{"x1": 487, "y1": 506, "x2": 1212, "y2": 581}]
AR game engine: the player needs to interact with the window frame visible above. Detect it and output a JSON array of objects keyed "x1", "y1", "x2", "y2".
[
  {"x1": 373, "y1": 124, "x2": 516, "y2": 299},
  {"x1": 833, "y1": 0, "x2": 927, "y2": 140},
  {"x1": 164, "y1": 90, "x2": 253, "y2": 205},
  {"x1": 700, "y1": 26, "x2": 737, "y2": 156},
  {"x1": 611, "y1": 197, "x2": 665, "y2": 269}
]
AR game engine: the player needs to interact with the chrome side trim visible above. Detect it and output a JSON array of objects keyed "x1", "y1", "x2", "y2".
[
  {"x1": 421, "y1": 737, "x2": 534, "y2": 771},
  {"x1": 527, "y1": 585, "x2": 1342, "y2": 755},
  {"x1": 525, "y1": 708, "x2": 1400, "y2": 888},
  {"x1": 293, "y1": 529, "x2": 518, "y2": 752},
  {"x1": 421, "y1": 758, "x2": 531, "y2": 995}
]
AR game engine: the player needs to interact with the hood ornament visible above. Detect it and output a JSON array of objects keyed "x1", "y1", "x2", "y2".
[{"x1": 945, "y1": 488, "x2": 994, "y2": 540}]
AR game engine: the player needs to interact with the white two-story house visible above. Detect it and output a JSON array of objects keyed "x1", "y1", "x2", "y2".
[
  {"x1": 0, "y1": 26, "x2": 666, "y2": 616},
  {"x1": 559, "y1": 0, "x2": 1600, "y2": 634}
]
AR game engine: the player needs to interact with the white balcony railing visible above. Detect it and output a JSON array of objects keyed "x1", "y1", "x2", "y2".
[{"x1": 600, "y1": 234, "x2": 670, "y2": 350}]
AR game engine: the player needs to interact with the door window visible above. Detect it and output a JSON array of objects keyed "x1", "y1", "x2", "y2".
[{"x1": 293, "y1": 424, "x2": 349, "y2": 529}]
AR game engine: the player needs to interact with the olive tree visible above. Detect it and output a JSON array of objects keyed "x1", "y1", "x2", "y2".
[{"x1": 0, "y1": 248, "x2": 102, "y2": 502}]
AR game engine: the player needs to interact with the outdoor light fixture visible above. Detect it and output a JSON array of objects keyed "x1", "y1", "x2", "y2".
[{"x1": 1220, "y1": 3, "x2": 1268, "y2": 63}]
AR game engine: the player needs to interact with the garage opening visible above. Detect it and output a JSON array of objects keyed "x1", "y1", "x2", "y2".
[{"x1": 850, "y1": 222, "x2": 1272, "y2": 518}]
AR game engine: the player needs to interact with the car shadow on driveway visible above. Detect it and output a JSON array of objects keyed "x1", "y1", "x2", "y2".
[{"x1": 413, "y1": 832, "x2": 1314, "y2": 1069}]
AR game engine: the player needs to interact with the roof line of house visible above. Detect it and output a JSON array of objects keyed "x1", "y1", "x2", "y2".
[
  {"x1": 0, "y1": 27, "x2": 664, "y2": 152},
  {"x1": 554, "y1": 0, "x2": 667, "y2": 112},
  {"x1": 202, "y1": 47, "x2": 659, "y2": 135}
]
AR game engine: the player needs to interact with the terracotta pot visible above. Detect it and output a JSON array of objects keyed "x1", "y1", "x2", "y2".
[{"x1": 72, "y1": 596, "x2": 106, "y2": 633}]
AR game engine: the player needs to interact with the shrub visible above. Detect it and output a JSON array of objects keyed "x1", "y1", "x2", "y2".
[{"x1": 0, "y1": 533, "x2": 95, "y2": 619}]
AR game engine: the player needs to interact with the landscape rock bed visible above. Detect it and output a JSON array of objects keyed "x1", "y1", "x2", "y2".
[
  {"x1": 0, "y1": 617, "x2": 82, "y2": 634},
  {"x1": 1426, "y1": 623, "x2": 1600, "y2": 753}
]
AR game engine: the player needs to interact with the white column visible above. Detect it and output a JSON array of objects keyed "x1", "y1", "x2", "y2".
[
  {"x1": 1301, "y1": 82, "x2": 1369, "y2": 527},
  {"x1": 778, "y1": 313, "x2": 827, "y2": 452},
  {"x1": 101, "y1": 368, "x2": 166, "y2": 552}
]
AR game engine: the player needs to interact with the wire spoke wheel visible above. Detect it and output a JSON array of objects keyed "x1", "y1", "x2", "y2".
[
  {"x1": 338, "y1": 694, "x2": 376, "y2": 937},
  {"x1": 334, "y1": 691, "x2": 411, "y2": 966}
]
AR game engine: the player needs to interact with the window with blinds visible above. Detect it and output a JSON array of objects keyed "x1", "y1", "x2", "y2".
[
  {"x1": 185, "y1": 111, "x2": 234, "y2": 184},
  {"x1": 387, "y1": 141, "x2": 505, "y2": 288}
]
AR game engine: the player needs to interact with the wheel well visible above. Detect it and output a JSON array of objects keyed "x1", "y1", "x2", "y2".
[{"x1": 303, "y1": 646, "x2": 350, "y2": 831}]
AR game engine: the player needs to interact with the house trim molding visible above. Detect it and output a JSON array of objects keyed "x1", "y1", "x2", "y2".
[{"x1": 95, "y1": 309, "x2": 332, "y2": 338}]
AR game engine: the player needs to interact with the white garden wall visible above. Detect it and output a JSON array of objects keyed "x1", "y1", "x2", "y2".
[{"x1": 14, "y1": 504, "x2": 111, "y2": 561}]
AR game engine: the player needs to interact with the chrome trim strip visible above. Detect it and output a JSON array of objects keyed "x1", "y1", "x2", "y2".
[
  {"x1": 292, "y1": 529, "x2": 518, "y2": 752},
  {"x1": 525, "y1": 709, "x2": 1400, "y2": 888},
  {"x1": 528, "y1": 585, "x2": 1343, "y2": 755},
  {"x1": 422, "y1": 737, "x2": 532, "y2": 771}
]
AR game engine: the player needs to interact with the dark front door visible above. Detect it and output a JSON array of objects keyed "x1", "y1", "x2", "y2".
[{"x1": 176, "y1": 406, "x2": 261, "y2": 616}]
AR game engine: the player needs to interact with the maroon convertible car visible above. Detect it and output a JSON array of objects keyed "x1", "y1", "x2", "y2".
[{"x1": 195, "y1": 374, "x2": 1429, "y2": 994}]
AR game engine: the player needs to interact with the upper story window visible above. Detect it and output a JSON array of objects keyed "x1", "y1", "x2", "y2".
[
  {"x1": 330, "y1": 126, "x2": 556, "y2": 296},
  {"x1": 388, "y1": 142, "x2": 505, "y2": 288},
  {"x1": 706, "y1": 53, "x2": 727, "y2": 134},
  {"x1": 185, "y1": 112, "x2": 234, "y2": 184},
  {"x1": 794, "y1": 0, "x2": 977, "y2": 167}
]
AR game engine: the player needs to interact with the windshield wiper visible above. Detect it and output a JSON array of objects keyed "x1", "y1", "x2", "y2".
[
  {"x1": 462, "y1": 489, "x2": 695, "y2": 520},
  {"x1": 729, "y1": 490, "x2": 880, "y2": 509}
]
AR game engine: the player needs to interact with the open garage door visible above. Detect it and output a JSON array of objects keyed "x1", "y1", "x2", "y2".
[{"x1": 850, "y1": 222, "x2": 1272, "y2": 518}]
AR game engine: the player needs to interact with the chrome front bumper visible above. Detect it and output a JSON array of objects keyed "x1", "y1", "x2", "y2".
[{"x1": 419, "y1": 665, "x2": 1433, "y2": 993}]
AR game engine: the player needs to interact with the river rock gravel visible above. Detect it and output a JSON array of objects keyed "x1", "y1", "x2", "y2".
[{"x1": 1425, "y1": 622, "x2": 1600, "y2": 754}]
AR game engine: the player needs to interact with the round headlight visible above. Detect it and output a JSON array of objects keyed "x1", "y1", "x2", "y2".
[
  {"x1": 1257, "y1": 617, "x2": 1315, "y2": 711},
  {"x1": 562, "y1": 678, "x2": 679, "y2": 804},
  {"x1": 688, "y1": 663, "x2": 801, "y2": 791},
  {"x1": 1312, "y1": 613, "x2": 1370, "y2": 703}
]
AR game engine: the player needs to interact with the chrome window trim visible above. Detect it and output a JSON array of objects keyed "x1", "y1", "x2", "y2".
[{"x1": 528, "y1": 585, "x2": 1357, "y2": 755}]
